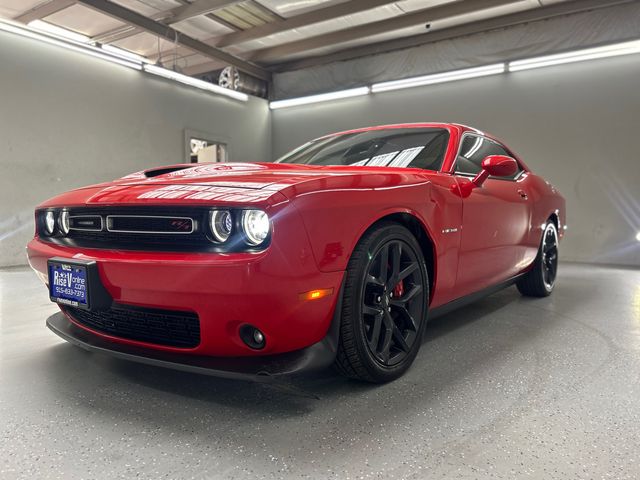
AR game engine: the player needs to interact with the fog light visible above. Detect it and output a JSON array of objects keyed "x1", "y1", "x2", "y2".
[{"x1": 239, "y1": 324, "x2": 266, "y2": 349}]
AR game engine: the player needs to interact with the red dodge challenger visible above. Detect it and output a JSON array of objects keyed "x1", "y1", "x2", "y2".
[{"x1": 27, "y1": 123, "x2": 565, "y2": 383}]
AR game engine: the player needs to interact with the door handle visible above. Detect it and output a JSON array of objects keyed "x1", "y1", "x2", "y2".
[{"x1": 517, "y1": 189, "x2": 528, "y2": 200}]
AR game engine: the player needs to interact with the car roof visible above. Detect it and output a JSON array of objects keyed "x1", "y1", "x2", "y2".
[
  {"x1": 323, "y1": 123, "x2": 480, "y2": 138},
  {"x1": 322, "y1": 123, "x2": 508, "y2": 147}
]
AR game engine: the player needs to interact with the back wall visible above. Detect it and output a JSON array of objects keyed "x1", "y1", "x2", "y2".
[
  {"x1": 0, "y1": 30, "x2": 271, "y2": 267},
  {"x1": 272, "y1": 54, "x2": 640, "y2": 266}
]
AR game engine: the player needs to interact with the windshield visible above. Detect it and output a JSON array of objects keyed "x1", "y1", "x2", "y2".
[{"x1": 276, "y1": 128, "x2": 449, "y2": 170}]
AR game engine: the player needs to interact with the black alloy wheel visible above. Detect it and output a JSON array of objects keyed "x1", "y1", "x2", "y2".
[
  {"x1": 541, "y1": 225, "x2": 559, "y2": 290},
  {"x1": 334, "y1": 222, "x2": 428, "y2": 383},
  {"x1": 517, "y1": 221, "x2": 559, "y2": 297},
  {"x1": 362, "y1": 239, "x2": 424, "y2": 366}
]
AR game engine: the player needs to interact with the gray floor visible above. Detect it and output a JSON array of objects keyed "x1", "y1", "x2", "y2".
[{"x1": 1, "y1": 263, "x2": 639, "y2": 479}]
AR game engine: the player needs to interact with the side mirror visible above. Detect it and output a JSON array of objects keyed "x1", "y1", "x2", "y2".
[{"x1": 472, "y1": 155, "x2": 518, "y2": 187}]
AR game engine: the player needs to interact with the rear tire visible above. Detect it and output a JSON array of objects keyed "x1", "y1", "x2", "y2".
[
  {"x1": 517, "y1": 221, "x2": 559, "y2": 297},
  {"x1": 334, "y1": 222, "x2": 428, "y2": 383}
]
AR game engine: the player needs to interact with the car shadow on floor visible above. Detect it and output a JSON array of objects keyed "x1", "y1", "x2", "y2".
[{"x1": 38, "y1": 283, "x2": 572, "y2": 428}]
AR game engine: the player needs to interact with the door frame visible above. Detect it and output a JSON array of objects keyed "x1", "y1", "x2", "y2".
[{"x1": 183, "y1": 129, "x2": 232, "y2": 163}]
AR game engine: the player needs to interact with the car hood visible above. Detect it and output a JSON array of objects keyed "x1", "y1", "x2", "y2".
[
  {"x1": 39, "y1": 162, "x2": 435, "y2": 208},
  {"x1": 115, "y1": 162, "x2": 398, "y2": 189}
]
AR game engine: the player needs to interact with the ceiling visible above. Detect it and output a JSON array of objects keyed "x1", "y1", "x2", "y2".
[{"x1": 0, "y1": 0, "x2": 624, "y2": 83}]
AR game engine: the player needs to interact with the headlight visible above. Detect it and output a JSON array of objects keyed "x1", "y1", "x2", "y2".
[
  {"x1": 44, "y1": 211, "x2": 56, "y2": 235},
  {"x1": 59, "y1": 210, "x2": 70, "y2": 235},
  {"x1": 242, "y1": 210, "x2": 270, "y2": 246},
  {"x1": 209, "y1": 210, "x2": 233, "y2": 243}
]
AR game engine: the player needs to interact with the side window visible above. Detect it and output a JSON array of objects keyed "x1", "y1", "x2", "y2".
[
  {"x1": 455, "y1": 136, "x2": 522, "y2": 180},
  {"x1": 407, "y1": 131, "x2": 449, "y2": 170}
]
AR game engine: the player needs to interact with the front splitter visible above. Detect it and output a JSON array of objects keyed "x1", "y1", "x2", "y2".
[{"x1": 46, "y1": 312, "x2": 337, "y2": 383}]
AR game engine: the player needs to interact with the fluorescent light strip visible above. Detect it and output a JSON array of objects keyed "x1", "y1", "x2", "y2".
[
  {"x1": 0, "y1": 19, "x2": 141, "y2": 70},
  {"x1": 509, "y1": 39, "x2": 640, "y2": 71},
  {"x1": 271, "y1": 36, "x2": 640, "y2": 106},
  {"x1": 28, "y1": 19, "x2": 92, "y2": 44},
  {"x1": 371, "y1": 63, "x2": 506, "y2": 93},
  {"x1": 269, "y1": 87, "x2": 370, "y2": 109},
  {"x1": 101, "y1": 44, "x2": 150, "y2": 64},
  {"x1": 144, "y1": 64, "x2": 249, "y2": 102},
  {"x1": 0, "y1": 19, "x2": 246, "y2": 102}
]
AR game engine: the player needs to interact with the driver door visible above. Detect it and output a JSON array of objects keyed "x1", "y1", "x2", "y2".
[{"x1": 453, "y1": 134, "x2": 531, "y2": 297}]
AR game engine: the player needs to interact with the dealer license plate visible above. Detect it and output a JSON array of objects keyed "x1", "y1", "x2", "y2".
[{"x1": 48, "y1": 261, "x2": 89, "y2": 308}]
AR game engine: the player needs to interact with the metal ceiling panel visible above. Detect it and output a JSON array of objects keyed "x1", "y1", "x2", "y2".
[
  {"x1": 254, "y1": 0, "x2": 350, "y2": 18},
  {"x1": 236, "y1": 1, "x2": 277, "y2": 22},
  {"x1": 0, "y1": 0, "x2": 51, "y2": 19},
  {"x1": 428, "y1": 0, "x2": 541, "y2": 30},
  {"x1": 150, "y1": 51, "x2": 221, "y2": 71},
  {"x1": 44, "y1": 3, "x2": 126, "y2": 36},
  {"x1": 171, "y1": 16, "x2": 234, "y2": 40},
  {"x1": 231, "y1": 3, "x2": 409, "y2": 52},
  {"x1": 253, "y1": 24, "x2": 426, "y2": 61},
  {"x1": 109, "y1": 0, "x2": 181, "y2": 16},
  {"x1": 112, "y1": 30, "x2": 180, "y2": 56},
  {"x1": 240, "y1": 0, "x2": 546, "y2": 61},
  {"x1": 211, "y1": 1, "x2": 278, "y2": 30},
  {"x1": 394, "y1": 0, "x2": 462, "y2": 13},
  {"x1": 179, "y1": 53, "x2": 225, "y2": 72}
]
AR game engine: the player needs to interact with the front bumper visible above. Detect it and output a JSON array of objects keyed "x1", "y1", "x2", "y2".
[
  {"x1": 47, "y1": 312, "x2": 339, "y2": 381},
  {"x1": 28, "y1": 236, "x2": 344, "y2": 358}
]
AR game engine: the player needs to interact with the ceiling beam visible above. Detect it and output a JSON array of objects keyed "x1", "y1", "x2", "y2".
[
  {"x1": 14, "y1": 0, "x2": 76, "y2": 23},
  {"x1": 76, "y1": 0, "x2": 269, "y2": 80},
  {"x1": 165, "y1": 0, "x2": 244, "y2": 25},
  {"x1": 92, "y1": 0, "x2": 242, "y2": 44},
  {"x1": 272, "y1": 0, "x2": 635, "y2": 72},
  {"x1": 214, "y1": 0, "x2": 400, "y2": 48},
  {"x1": 148, "y1": 0, "x2": 491, "y2": 66},
  {"x1": 247, "y1": 0, "x2": 519, "y2": 63},
  {"x1": 92, "y1": 24, "x2": 141, "y2": 43},
  {"x1": 184, "y1": 59, "x2": 225, "y2": 76}
]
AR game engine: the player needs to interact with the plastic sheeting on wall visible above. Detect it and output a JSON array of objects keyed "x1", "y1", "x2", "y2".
[{"x1": 272, "y1": 2, "x2": 640, "y2": 99}]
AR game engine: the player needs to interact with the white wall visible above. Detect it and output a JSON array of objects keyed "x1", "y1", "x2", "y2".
[
  {"x1": 0, "y1": 30, "x2": 271, "y2": 267},
  {"x1": 272, "y1": 54, "x2": 640, "y2": 267},
  {"x1": 2, "y1": 27, "x2": 639, "y2": 268}
]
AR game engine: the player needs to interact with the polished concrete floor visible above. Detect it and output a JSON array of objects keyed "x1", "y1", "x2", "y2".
[{"x1": 1, "y1": 263, "x2": 639, "y2": 479}]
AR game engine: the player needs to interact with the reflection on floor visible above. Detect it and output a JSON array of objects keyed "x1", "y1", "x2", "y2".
[{"x1": 1, "y1": 263, "x2": 639, "y2": 479}]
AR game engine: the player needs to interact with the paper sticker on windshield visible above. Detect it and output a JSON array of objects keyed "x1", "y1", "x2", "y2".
[
  {"x1": 351, "y1": 159, "x2": 370, "y2": 166},
  {"x1": 387, "y1": 146, "x2": 425, "y2": 167},
  {"x1": 367, "y1": 151, "x2": 400, "y2": 166}
]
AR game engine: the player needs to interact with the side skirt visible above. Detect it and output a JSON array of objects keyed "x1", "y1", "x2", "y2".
[{"x1": 428, "y1": 273, "x2": 526, "y2": 320}]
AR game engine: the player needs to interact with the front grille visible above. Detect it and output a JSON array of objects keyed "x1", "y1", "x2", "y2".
[
  {"x1": 48, "y1": 207, "x2": 213, "y2": 252},
  {"x1": 37, "y1": 206, "x2": 270, "y2": 252},
  {"x1": 107, "y1": 215, "x2": 195, "y2": 234},
  {"x1": 63, "y1": 303, "x2": 200, "y2": 348}
]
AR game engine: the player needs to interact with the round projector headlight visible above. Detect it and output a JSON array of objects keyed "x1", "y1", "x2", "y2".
[
  {"x1": 59, "y1": 210, "x2": 70, "y2": 235},
  {"x1": 209, "y1": 210, "x2": 233, "y2": 242},
  {"x1": 44, "y1": 211, "x2": 56, "y2": 235},
  {"x1": 242, "y1": 210, "x2": 269, "y2": 246}
]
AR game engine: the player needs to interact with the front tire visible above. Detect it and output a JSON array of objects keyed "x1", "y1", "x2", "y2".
[
  {"x1": 334, "y1": 222, "x2": 428, "y2": 383},
  {"x1": 516, "y1": 221, "x2": 559, "y2": 297}
]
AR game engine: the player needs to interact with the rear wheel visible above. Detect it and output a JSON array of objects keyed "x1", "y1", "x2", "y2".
[
  {"x1": 516, "y1": 221, "x2": 559, "y2": 297},
  {"x1": 334, "y1": 223, "x2": 428, "y2": 383}
]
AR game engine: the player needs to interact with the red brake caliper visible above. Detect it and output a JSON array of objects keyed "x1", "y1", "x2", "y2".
[{"x1": 393, "y1": 279, "x2": 404, "y2": 298}]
